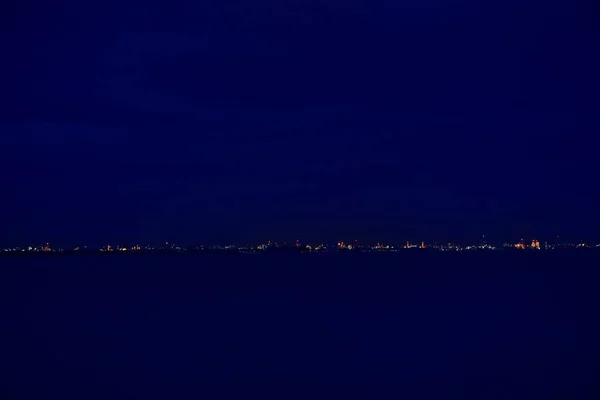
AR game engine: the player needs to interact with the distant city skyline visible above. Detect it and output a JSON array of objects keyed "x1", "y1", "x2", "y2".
[{"x1": 3, "y1": 236, "x2": 599, "y2": 254}]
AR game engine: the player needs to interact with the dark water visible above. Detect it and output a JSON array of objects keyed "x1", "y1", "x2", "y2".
[{"x1": 1, "y1": 252, "x2": 599, "y2": 399}]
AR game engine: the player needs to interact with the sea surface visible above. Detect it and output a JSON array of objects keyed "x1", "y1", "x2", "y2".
[{"x1": 1, "y1": 252, "x2": 599, "y2": 399}]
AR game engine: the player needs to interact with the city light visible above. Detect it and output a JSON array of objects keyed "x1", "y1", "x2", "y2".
[{"x1": 1, "y1": 238, "x2": 599, "y2": 255}]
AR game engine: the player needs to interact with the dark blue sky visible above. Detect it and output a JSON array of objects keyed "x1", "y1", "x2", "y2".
[{"x1": 1, "y1": 1, "x2": 598, "y2": 246}]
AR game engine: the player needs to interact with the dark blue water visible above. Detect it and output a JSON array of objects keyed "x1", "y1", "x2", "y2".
[{"x1": 1, "y1": 252, "x2": 598, "y2": 399}]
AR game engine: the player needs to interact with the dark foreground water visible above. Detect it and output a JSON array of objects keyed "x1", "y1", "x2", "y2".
[{"x1": 1, "y1": 252, "x2": 599, "y2": 399}]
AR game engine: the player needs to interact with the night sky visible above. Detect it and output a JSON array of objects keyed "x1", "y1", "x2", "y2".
[{"x1": 1, "y1": 1, "x2": 598, "y2": 246}]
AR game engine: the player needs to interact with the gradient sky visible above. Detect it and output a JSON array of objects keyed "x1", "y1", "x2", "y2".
[{"x1": 1, "y1": 1, "x2": 598, "y2": 246}]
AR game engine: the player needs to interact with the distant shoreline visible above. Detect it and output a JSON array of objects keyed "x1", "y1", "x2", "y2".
[{"x1": 2, "y1": 248, "x2": 598, "y2": 258}]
